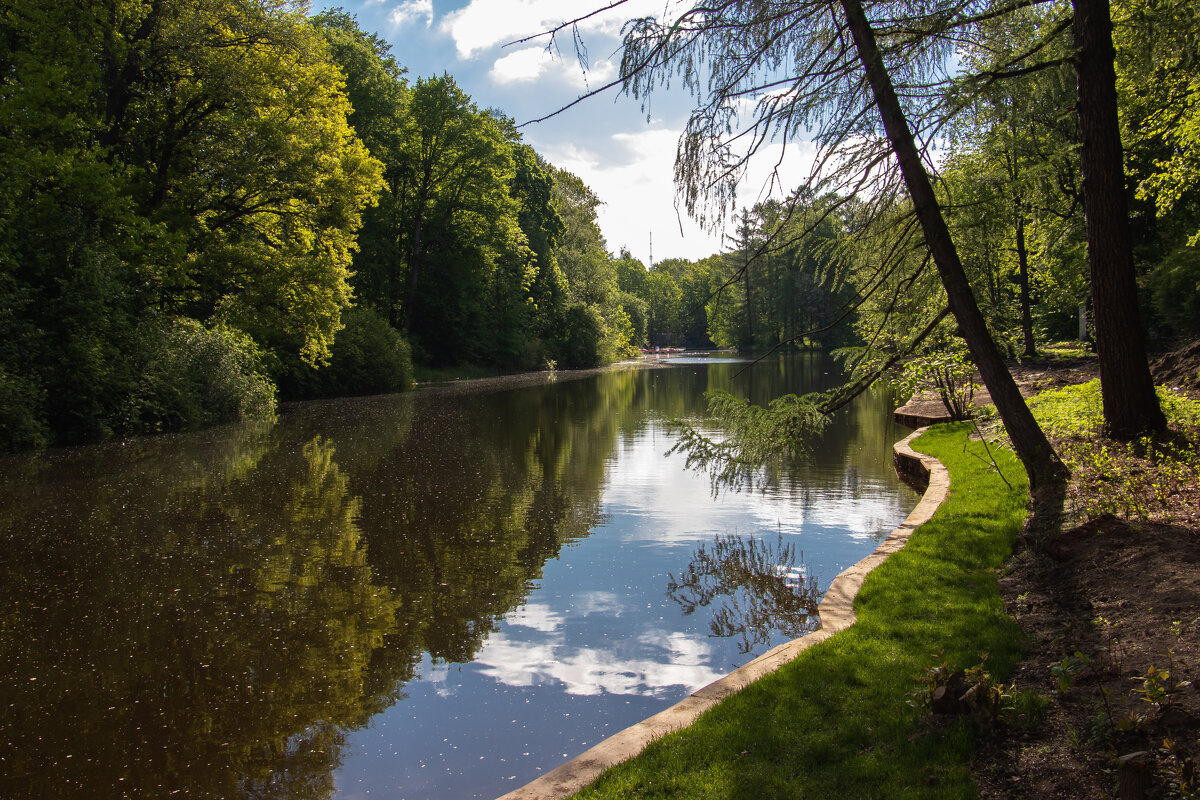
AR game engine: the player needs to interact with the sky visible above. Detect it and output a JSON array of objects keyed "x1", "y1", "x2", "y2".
[{"x1": 313, "y1": 0, "x2": 815, "y2": 265}]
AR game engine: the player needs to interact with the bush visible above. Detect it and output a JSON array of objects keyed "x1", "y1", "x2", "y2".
[
  {"x1": 1150, "y1": 245, "x2": 1200, "y2": 344},
  {"x1": 281, "y1": 307, "x2": 413, "y2": 398},
  {"x1": 0, "y1": 368, "x2": 49, "y2": 451},
  {"x1": 121, "y1": 318, "x2": 276, "y2": 433},
  {"x1": 554, "y1": 303, "x2": 604, "y2": 368},
  {"x1": 327, "y1": 307, "x2": 414, "y2": 394}
]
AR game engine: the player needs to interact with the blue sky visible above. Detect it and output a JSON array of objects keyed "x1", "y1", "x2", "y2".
[{"x1": 313, "y1": 0, "x2": 816, "y2": 265}]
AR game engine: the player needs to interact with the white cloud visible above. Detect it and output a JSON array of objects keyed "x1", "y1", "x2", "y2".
[
  {"x1": 535, "y1": 125, "x2": 823, "y2": 264},
  {"x1": 388, "y1": 0, "x2": 433, "y2": 30},
  {"x1": 490, "y1": 46, "x2": 617, "y2": 90},
  {"x1": 538, "y1": 127, "x2": 714, "y2": 263},
  {"x1": 441, "y1": 0, "x2": 679, "y2": 60},
  {"x1": 491, "y1": 46, "x2": 551, "y2": 84},
  {"x1": 576, "y1": 591, "x2": 622, "y2": 616}
]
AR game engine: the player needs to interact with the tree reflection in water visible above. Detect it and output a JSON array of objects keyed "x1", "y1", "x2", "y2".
[{"x1": 667, "y1": 533, "x2": 820, "y2": 654}]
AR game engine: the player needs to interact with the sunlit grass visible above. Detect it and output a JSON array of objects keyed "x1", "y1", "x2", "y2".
[{"x1": 571, "y1": 423, "x2": 1028, "y2": 799}]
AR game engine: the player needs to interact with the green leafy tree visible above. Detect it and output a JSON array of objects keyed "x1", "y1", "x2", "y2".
[{"x1": 0, "y1": 0, "x2": 382, "y2": 446}]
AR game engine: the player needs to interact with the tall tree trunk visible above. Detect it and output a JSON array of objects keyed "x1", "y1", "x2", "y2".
[
  {"x1": 1072, "y1": 0, "x2": 1166, "y2": 439},
  {"x1": 1014, "y1": 211, "x2": 1037, "y2": 358},
  {"x1": 839, "y1": 0, "x2": 1068, "y2": 490},
  {"x1": 744, "y1": 255, "x2": 755, "y2": 345}
]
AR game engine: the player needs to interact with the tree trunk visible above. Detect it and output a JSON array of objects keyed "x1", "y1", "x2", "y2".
[
  {"x1": 744, "y1": 256, "x2": 755, "y2": 345},
  {"x1": 1014, "y1": 210, "x2": 1037, "y2": 358},
  {"x1": 839, "y1": 0, "x2": 1068, "y2": 490},
  {"x1": 1072, "y1": 0, "x2": 1166, "y2": 439}
]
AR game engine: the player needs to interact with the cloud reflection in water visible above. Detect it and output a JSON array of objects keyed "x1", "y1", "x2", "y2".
[{"x1": 474, "y1": 629, "x2": 723, "y2": 697}]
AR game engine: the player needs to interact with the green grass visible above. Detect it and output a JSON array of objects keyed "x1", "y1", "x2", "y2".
[
  {"x1": 572, "y1": 423, "x2": 1030, "y2": 800},
  {"x1": 1040, "y1": 341, "x2": 1092, "y2": 358},
  {"x1": 1025, "y1": 378, "x2": 1200, "y2": 435}
]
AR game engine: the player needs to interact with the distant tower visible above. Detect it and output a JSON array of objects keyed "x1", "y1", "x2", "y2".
[{"x1": 649, "y1": 230, "x2": 653, "y2": 268}]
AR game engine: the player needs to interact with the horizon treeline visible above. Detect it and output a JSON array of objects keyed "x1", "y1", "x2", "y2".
[
  {"x1": 2, "y1": 0, "x2": 1198, "y2": 452},
  {"x1": 0, "y1": 2, "x2": 656, "y2": 451}
]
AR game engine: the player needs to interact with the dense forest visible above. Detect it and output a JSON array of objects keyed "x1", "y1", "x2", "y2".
[{"x1": 1, "y1": 0, "x2": 1198, "y2": 452}]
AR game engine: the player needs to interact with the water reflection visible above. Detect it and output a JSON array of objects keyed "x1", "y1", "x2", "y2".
[
  {"x1": 0, "y1": 354, "x2": 913, "y2": 799},
  {"x1": 668, "y1": 534, "x2": 820, "y2": 654},
  {"x1": 0, "y1": 431, "x2": 398, "y2": 799},
  {"x1": 473, "y1": 630, "x2": 724, "y2": 697}
]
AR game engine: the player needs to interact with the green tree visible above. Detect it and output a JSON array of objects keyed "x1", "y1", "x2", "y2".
[
  {"x1": 0, "y1": 0, "x2": 382, "y2": 446},
  {"x1": 607, "y1": 0, "x2": 1068, "y2": 488},
  {"x1": 1117, "y1": 0, "x2": 1200, "y2": 344}
]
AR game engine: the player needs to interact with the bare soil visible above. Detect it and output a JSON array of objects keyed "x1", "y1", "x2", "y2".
[{"x1": 970, "y1": 347, "x2": 1200, "y2": 800}]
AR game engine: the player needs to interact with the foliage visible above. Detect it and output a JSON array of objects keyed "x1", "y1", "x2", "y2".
[
  {"x1": 669, "y1": 389, "x2": 829, "y2": 493},
  {"x1": 1027, "y1": 379, "x2": 1200, "y2": 435},
  {"x1": 0, "y1": 369, "x2": 48, "y2": 451},
  {"x1": 909, "y1": 654, "x2": 1010, "y2": 728},
  {"x1": 1148, "y1": 245, "x2": 1200, "y2": 343},
  {"x1": 557, "y1": 304, "x2": 605, "y2": 369},
  {"x1": 1118, "y1": 0, "x2": 1200, "y2": 247},
  {"x1": 1116, "y1": 0, "x2": 1200, "y2": 346},
  {"x1": 944, "y1": 4, "x2": 1084, "y2": 354},
  {"x1": 121, "y1": 318, "x2": 276, "y2": 434},
  {"x1": 1021, "y1": 379, "x2": 1200, "y2": 521},
  {"x1": 898, "y1": 333, "x2": 978, "y2": 421},
  {"x1": 282, "y1": 307, "x2": 414, "y2": 398},
  {"x1": 0, "y1": 0, "x2": 382, "y2": 448}
]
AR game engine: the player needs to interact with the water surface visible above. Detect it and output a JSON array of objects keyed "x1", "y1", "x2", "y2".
[{"x1": 0, "y1": 354, "x2": 915, "y2": 799}]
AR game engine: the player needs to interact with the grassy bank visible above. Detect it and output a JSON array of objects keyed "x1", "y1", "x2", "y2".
[{"x1": 571, "y1": 423, "x2": 1030, "y2": 799}]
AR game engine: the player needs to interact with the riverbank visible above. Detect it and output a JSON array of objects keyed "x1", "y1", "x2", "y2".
[
  {"x1": 500, "y1": 428, "x2": 951, "y2": 800},
  {"x1": 554, "y1": 422, "x2": 1030, "y2": 798},
  {"x1": 551, "y1": 350, "x2": 1200, "y2": 799}
]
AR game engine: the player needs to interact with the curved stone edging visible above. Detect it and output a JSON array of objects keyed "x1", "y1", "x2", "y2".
[{"x1": 496, "y1": 427, "x2": 950, "y2": 800}]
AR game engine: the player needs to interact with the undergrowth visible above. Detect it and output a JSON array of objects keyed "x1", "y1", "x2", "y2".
[{"x1": 1023, "y1": 380, "x2": 1200, "y2": 524}]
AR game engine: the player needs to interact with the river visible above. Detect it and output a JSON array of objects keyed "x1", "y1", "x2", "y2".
[{"x1": 0, "y1": 353, "x2": 915, "y2": 799}]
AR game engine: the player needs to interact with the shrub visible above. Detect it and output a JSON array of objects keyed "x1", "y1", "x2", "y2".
[
  {"x1": 0, "y1": 368, "x2": 49, "y2": 451},
  {"x1": 325, "y1": 308, "x2": 414, "y2": 395},
  {"x1": 122, "y1": 317, "x2": 276, "y2": 433},
  {"x1": 1150, "y1": 245, "x2": 1200, "y2": 343},
  {"x1": 555, "y1": 303, "x2": 604, "y2": 368},
  {"x1": 281, "y1": 307, "x2": 413, "y2": 398}
]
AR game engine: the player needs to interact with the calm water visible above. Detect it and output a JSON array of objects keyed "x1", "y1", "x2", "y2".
[{"x1": 0, "y1": 354, "x2": 915, "y2": 800}]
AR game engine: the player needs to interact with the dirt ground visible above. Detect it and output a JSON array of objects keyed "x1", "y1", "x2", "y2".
[{"x1": 968, "y1": 348, "x2": 1200, "y2": 800}]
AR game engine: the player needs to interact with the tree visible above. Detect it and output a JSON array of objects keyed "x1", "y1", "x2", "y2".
[
  {"x1": 393, "y1": 75, "x2": 516, "y2": 338},
  {"x1": 1072, "y1": 0, "x2": 1167, "y2": 437},
  {"x1": 948, "y1": 7, "x2": 1083, "y2": 358},
  {"x1": 1117, "y1": 0, "x2": 1200, "y2": 345},
  {"x1": 0, "y1": 0, "x2": 382, "y2": 445},
  {"x1": 312, "y1": 9, "x2": 411, "y2": 324},
  {"x1": 603, "y1": 0, "x2": 1069, "y2": 488}
]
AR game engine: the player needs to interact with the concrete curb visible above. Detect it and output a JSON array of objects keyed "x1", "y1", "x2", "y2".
[{"x1": 496, "y1": 427, "x2": 950, "y2": 800}]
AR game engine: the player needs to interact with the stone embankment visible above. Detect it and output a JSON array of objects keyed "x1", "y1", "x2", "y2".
[{"x1": 497, "y1": 427, "x2": 950, "y2": 800}]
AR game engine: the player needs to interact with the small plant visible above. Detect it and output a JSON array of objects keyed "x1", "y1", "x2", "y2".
[
  {"x1": 1160, "y1": 738, "x2": 1199, "y2": 799},
  {"x1": 1134, "y1": 665, "x2": 1192, "y2": 709},
  {"x1": 898, "y1": 334, "x2": 977, "y2": 421},
  {"x1": 1051, "y1": 651, "x2": 1093, "y2": 691},
  {"x1": 910, "y1": 653, "x2": 1009, "y2": 727},
  {"x1": 1007, "y1": 690, "x2": 1051, "y2": 730}
]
